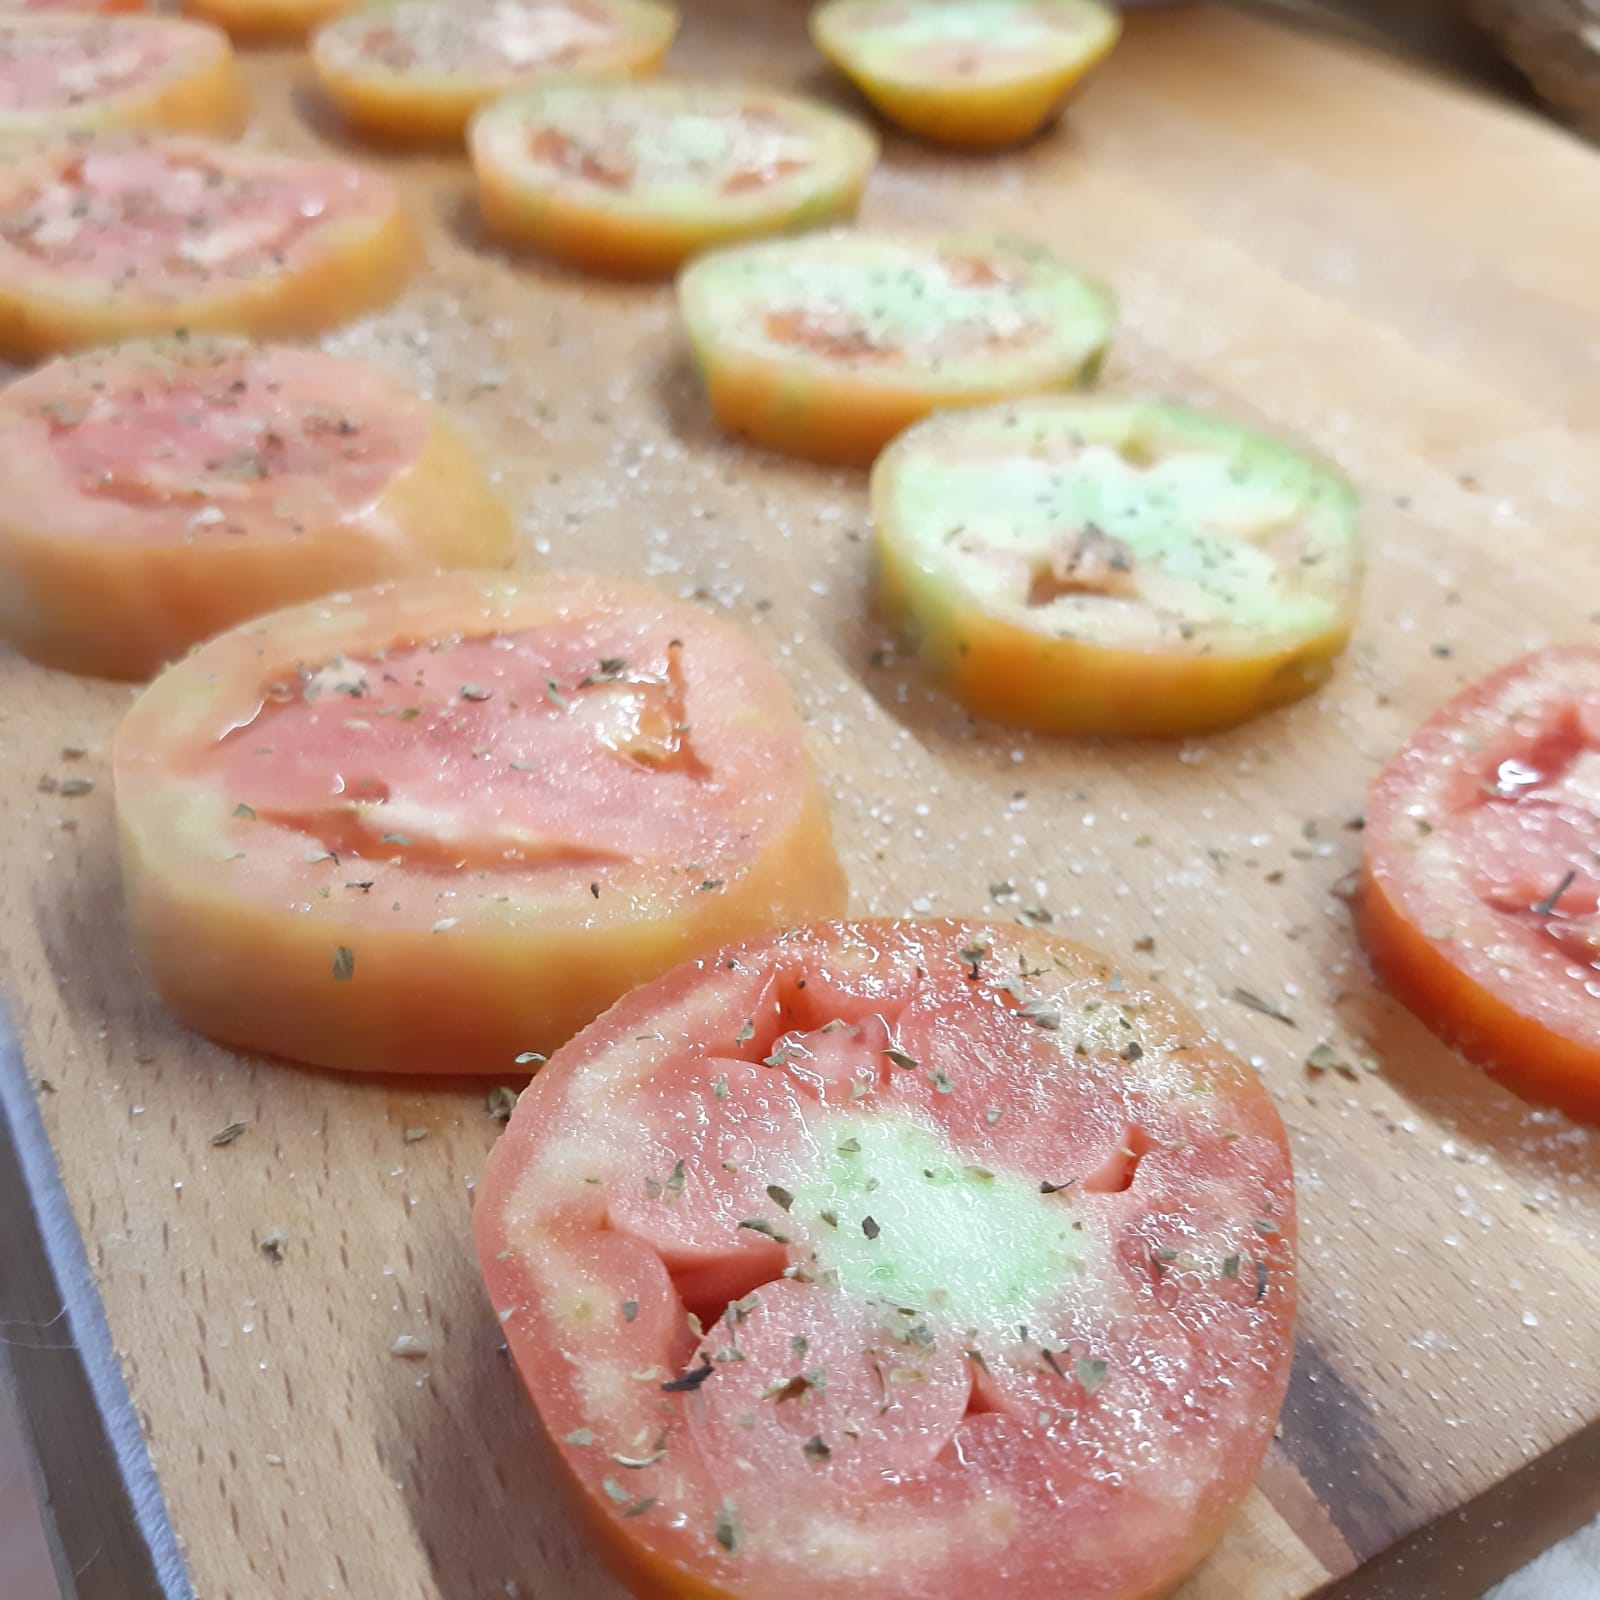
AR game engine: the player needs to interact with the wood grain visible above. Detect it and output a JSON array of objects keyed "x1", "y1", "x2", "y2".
[{"x1": 0, "y1": 5, "x2": 1597, "y2": 1598}]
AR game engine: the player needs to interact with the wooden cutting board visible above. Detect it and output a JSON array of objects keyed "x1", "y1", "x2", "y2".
[{"x1": 1, "y1": 5, "x2": 1597, "y2": 1598}]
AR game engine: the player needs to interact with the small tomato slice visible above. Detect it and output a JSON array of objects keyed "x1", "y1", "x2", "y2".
[
  {"x1": 0, "y1": 338, "x2": 514, "y2": 679},
  {"x1": 311, "y1": 0, "x2": 677, "y2": 146},
  {"x1": 477, "y1": 918, "x2": 1296, "y2": 1600},
  {"x1": 181, "y1": 0, "x2": 355, "y2": 45},
  {"x1": 811, "y1": 0, "x2": 1120, "y2": 149},
  {"x1": 113, "y1": 573, "x2": 847, "y2": 1074},
  {"x1": 677, "y1": 231, "x2": 1115, "y2": 465},
  {"x1": 0, "y1": 134, "x2": 418, "y2": 359},
  {"x1": 0, "y1": 15, "x2": 244, "y2": 140},
  {"x1": 1355, "y1": 648, "x2": 1600, "y2": 1122},
  {"x1": 872, "y1": 397, "x2": 1361, "y2": 735},
  {"x1": 470, "y1": 81, "x2": 876, "y2": 278}
]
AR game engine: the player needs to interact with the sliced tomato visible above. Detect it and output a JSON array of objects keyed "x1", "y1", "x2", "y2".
[
  {"x1": 181, "y1": 0, "x2": 355, "y2": 44},
  {"x1": 0, "y1": 134, "x2": 418, "y2": 359},
  {"x1": 0, "y1": 339, "x2": 514, "y2": 680},
  {"x1": 113, "y1": 573, "x2": 847, "y2": 1074},
  {"x1": 811, "y1": 0, "x2": 1120, "y2": 149},
  {"x1": 470, "y1": 81, "x2": 877, "y2": 277},
  {"x1": 872, "y1": 397, "x2": 1361, "y2": 735},
  {"x1": 0, "y1": 15, "x2": 244, "y2": 139},
  {"x1": 311, "y1": 0, "x2": 677, "y2": 145},
  {"x1": 477, "y1": 918, "x2": 1296, "y2": 1600},
  {"x1": 677, "y1": 231, "x2": 1115, "y2": 465},
  {"x1": 1355, "y1": 648, "x2": 1600, "y2": 1122}
]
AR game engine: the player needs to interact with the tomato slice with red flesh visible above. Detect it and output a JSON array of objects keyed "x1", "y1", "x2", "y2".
[
  {"x1": 811, "y1": 0, "x2": 1121, "y2": 149},
  {"x1": 311, "y1": 0, "x2": 677, "y2": 145},
  {"x1": 872, "y1": 397, "x2": 1362, "y2": 735},
  {"x1": 677, "y1": 231, "x2": 1116, "y2": 465},
  {"x1": 1355, "y1": 648, "x2": 1600, "y2": 1122},
  {"x1": 477, "y1": 919, "x2": 1296, "y2": 1600},
  {"x1": 0, "y1": 338, "x2": 514, "y2": 679},
  {"x1": 470, "y1": 81, "x2": 877, "y2": 277},
  {"x1": 113, "y1": 573, "x2": 847, "y2": 1074},
  {"x1": 0, "y1": 134, "x2": 418, "y2": 358},
  {"x1": 0, "y1": 15, "x2": 245, "y2": 140}
]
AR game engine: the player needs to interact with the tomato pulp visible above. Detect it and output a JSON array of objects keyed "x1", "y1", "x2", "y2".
[
  {"x1": 113, "y1": 573, "x2": 847, "y2": 1073},
  {"x1": 1356, "y1": 647, "x2": 1600, "y2": 1121},
  {"x1": 478, "y1": 919, "x2": 1296, "y2": 1599}
]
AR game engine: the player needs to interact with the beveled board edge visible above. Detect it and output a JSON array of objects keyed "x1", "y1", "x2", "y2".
[{"x1": 0, "y1": 1002, "x2": 192, "y2": 1600}]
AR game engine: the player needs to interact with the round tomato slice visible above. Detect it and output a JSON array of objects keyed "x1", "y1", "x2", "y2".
[
  {"x1": 1355, "y1": 648, "x2": 1600, "y2": 1122},
  {"x1": 311, "y1": 0, "x2": 676, "y2": 146},
  {"x1": 0, "y1": 134, "x2": 418, "y2": 359},
  {"x1": 811, "y1": 0, "x2": 1121, "y2": 149},
  {"x1": 477, "y1": 918, "x2": 1296, "y2": 1600},
  {"x1": 0, "y1": 15, "x2": 244, "y2": 140},
  {"x1": 113, "y1": 573, "x2": 847, "y2": 1074},
  {"x1": 181, "y1": 0, "x2": 354, "y2": 44},
  {"x1": 470, "y1": 81, "x2": 877, "y2": 278},
  {"x1": 872, "y1": 397, "x2": 1362, "y2": 736},
  {"x1": 0, "y1": 339, "x2": 515, "y2": 680},
  {"x1": 677, "y1": 231, "x2": 1115, "y2": 466}
]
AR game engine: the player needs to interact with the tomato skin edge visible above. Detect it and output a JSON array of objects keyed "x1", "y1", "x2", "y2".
[
  {"x1": 474, "y1": 152, "x2": 874, "y2": 281},
  {"x1": 181, "y1": 0, "x2": 357, "y2": 45},
  {"x1": 685, "y1": 338, "x2": 1109, "y2": 468},
  {"x1": 115, "y1": 773, "x2": 844, "y2": 1074},
  {"x1": 874, "y1": 522, "x2": 1353, "y2": 736},
  {"x1": 0, "y1": 405, "x2": 515, "y2": 680},
  {"x1": 0, "y1": 192, "x2": 421, "y2": 361},
  {"x1": 810, "y1": 3, "x2": 1121, "y2": 150},
  {"x1": 1353, "y1": 858, "x2": 1600, "y2": 1124}
]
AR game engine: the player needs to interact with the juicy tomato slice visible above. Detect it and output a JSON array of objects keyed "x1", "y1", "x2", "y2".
[
  {"x1": 811, "y1": 0, "x2": 1120, "y2": 149},
  {"x1": 181, "y1": 0, "x2": 356, "y2": 44},
  {"x1": 477, "y1": 918, "x2": 1296, "y2": 1600},
  {"x1": 0, "y1": 338, "x2": 514, "y2": 680},
  {"x1": 112, "y1": 573, "x2": 847, "y2": 1074},
  {"x1": 872, "y1": 397, "x2": 1362, "y2": 736},
  {"x1": 677, "y1": 230, "x2": 1115, "y2": 466},
  {"x1": 1355, "y1": 648, "x2": 1600, "y2": 1122},
  {"x1": 0, "y1": 134, "x2": 418, "y2": 358},
  {"x1": 0, "y1": 15, "x2": 245, "y2": 139},
  {"x1": 311, "y1": 0, "x2": 677, "y2": 144},
  {"x1": 470, "y1": 81, "x2": 877, "y2": 277}
]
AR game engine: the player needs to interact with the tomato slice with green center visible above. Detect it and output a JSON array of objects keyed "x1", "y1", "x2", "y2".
[
  {"x1": 0, "y1": 134, "x2": 417, "y2": 358},
  {"x1": 1355, "y1": 648, "x2": 1600, "y2": 1122},
  {"x1": 470, "y1": 81, "x2": 877, "y2": 277},
  {"x1": 113, "y1": 573, "x2": 846, "y2": 1074},
  {"x1": 872, "y1": 397, "x2": 1361, "y2": 735},
  {"x1": 677, "y1": 231, "x2": 1115, "y2": 465},
  {"x1": 311, "y1": 0, "x2": 676, "y2": 144},
  {"x1": 477, "y1": 918, "x2": 1296, "y2": 1600},
  {"x1": 0, "y1": 16, "x2": 245, "y2": 140},
  {"x1": 0, "y1": 338, "x2": 514, "y2": 678},
  {"x1": 811, "y1": 0, "x2": 1120, "y2": 149}
]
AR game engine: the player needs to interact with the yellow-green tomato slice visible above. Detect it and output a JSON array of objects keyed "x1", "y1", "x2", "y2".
[
  {"x1": 470, "y1": 80, "x2": 878, "y2": 276},
  {"x1": 872, "y1": 396, "x2": 1362, "y2": 735},
  {"x1": 677, "y1": 230, "x2": 1115, "y2": 464},
  {"x1": 812, "y1": 0, "x2": 1121, "y2": 148}
]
